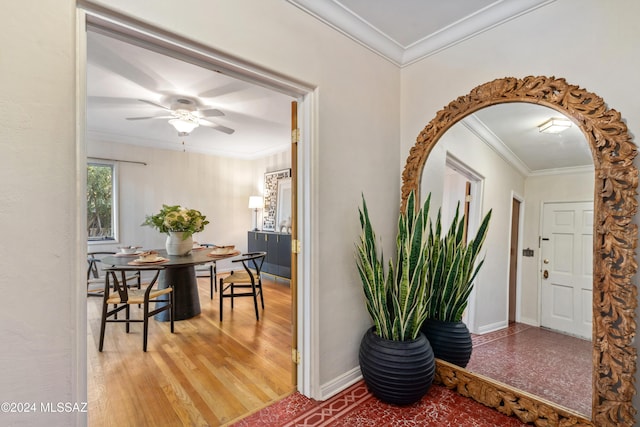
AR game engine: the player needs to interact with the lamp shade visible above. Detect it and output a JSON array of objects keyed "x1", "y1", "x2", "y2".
[
  {"x1": 248, "y1": 196, "x2": 263, "y2": 209},
  {"x1": 169, "y1": 118, "x2": 199, "y2": 134}
]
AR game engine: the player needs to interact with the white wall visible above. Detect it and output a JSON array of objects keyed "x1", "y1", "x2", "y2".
[
  {"x1": 87, "y1": 140, "x2": 290, "y2": 271},
  {"x1": 401, "y1": 0, "x2": 640, "y2": 418},
  {"x1": 0, "y1": 2, "x2": 82, "y2": 426}
]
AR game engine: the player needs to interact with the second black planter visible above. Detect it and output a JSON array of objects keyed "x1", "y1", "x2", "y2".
[{"x1": 421, "y1": 318, "x2": 473, "y2": 368}]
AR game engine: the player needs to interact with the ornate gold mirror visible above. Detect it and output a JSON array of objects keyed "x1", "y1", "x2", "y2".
[{"x1": 401, "y1": 76, "x2": 637, "y2": 426}]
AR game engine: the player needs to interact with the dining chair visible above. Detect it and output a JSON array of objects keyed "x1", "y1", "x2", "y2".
[
  {"x1": 219, "y1": 251, "x2": 267, "y2": 321},
  {"x1": 87, "y1": 251, "x2": 140, "y2": 297},
  {"x1": 195, "y1": 243, "x2": 218, "y2": 298},
  {"x1": 98, "y1": 265, "x2": 174, "y2": 352}
]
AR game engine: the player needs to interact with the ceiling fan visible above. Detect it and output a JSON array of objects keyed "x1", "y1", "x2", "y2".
[{"x1": 126, "y1": 97, "x2": 235, "y2": 136}]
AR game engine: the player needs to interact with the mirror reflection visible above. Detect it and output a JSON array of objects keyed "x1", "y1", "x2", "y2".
[{"x1": 420, "y1": 103, "x2": 593, "y2": 416}]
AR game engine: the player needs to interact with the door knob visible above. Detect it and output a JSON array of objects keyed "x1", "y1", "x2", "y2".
[
  {"x1": 543, "y1": 270, "x2": 549, "y2": 279},
  {"x1": 543, "y1": 259, "x2": 549, "y2": 264}
]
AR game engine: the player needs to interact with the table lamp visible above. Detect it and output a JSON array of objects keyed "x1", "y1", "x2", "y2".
[{"x1": 248, "y1": 196, "x2": 263, "y2": 231}]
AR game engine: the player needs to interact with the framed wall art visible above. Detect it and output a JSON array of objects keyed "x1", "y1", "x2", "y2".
[{"x1": 263, "y1": 168, "x2": 291, "y2": 231}]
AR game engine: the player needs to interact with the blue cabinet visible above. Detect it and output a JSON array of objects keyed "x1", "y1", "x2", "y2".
[{"x1": 248, "y1": 231, "x2": 291, "y2": 279}]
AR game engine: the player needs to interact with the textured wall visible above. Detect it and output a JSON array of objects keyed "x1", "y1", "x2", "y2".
[{"x1": 0, "y1": 1, "x2": 82, "y2": 426}]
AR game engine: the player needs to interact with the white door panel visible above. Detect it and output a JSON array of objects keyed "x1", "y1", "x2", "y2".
[
  {"x1": 550, "y1": 283, "x2": 573, "y2": 319},
  {"x1": 541, "y1": 201, "x2": 593, "y2": 339},
  {"x1": 552, "y1": 233, "x2": 573, "y2": 272}
]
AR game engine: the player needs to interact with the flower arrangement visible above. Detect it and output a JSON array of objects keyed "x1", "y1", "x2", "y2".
[{"x1": 142, "y1": 204, "x2": 209, "y2": 239}]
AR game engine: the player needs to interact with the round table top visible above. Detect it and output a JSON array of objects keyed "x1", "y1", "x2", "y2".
[{"x1": 102, "y1": 248, "x2": 239, "y2": 268}]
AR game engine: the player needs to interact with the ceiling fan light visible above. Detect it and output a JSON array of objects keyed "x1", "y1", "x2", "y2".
[
  {"x1": 169, "y1": 118, "x2": 199, "y2": 135},
  {"x1": 538, "y1": 117, "x2": 572, "y2": 134}
]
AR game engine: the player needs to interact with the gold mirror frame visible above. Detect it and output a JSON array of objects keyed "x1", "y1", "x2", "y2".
[{"x1": 401, "y1": 76, "x2": 638, "y2": 426}]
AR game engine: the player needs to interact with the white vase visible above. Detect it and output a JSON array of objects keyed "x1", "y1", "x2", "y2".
[{"x1": 165, "y1": 231, "x2": 193, "y2": 256}]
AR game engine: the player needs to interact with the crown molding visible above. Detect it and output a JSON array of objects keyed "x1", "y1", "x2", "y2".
[
  {"x1": 528, "y1": 164, "x2": 594, "y2": 177},
  {"x1": 287, "y1": 0, "x2": 555, "y2": 67}
]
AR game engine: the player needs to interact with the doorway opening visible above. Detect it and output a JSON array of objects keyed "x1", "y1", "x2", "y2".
[
  {"x1": 508, "y1": 195, "x2": 523, "y2": 324},
  {"x1": 443, "y1": 155, "x2": 483, "y2": 332},
  {"x1": 79, "y1": 6, "x2": 315, "y2": 423}
]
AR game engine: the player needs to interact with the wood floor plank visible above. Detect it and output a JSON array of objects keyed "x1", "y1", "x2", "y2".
[
  {"x1": 151, "y1": 349, "x2": 217, "y2": 426},
  {"x1": 87, "y1": 276, "x2": 295, "y2": 426}
]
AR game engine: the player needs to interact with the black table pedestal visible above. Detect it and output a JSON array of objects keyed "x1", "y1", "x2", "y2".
[{"x1": 155, "y1": 266, "x2": 201, "y2": 321}]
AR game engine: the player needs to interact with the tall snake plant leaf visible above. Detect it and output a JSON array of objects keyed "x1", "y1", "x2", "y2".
[
  {"x1": 357, "y1": 198, "x2": 388, "y2": 336},
  {"x1": 356, "y1": 191, "x2": 433, "y2": 341},
  {"x1": 425, "y1": 203, "x2": 492, "y2": 322}
]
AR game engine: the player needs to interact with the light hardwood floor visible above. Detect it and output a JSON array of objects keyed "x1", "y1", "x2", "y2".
[{"x1": 87, "y1": 274, "x2": 295, "y2": 426}]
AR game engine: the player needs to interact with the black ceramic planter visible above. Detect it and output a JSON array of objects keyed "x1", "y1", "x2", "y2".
[
  {"x1": 359, "y1": 327, "x2": 435, "y2": 405},
  {"x1": 421, "y1": 318, "x2": 473, "y2": 368}
]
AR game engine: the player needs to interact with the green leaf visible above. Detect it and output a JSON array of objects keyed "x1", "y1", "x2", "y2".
[{"x1": 355, "y1": 191, "x2": 433, "y2": 341}]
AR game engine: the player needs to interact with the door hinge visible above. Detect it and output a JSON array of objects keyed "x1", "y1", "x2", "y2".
[
  {"x1": 292, "y1": 239, "x2": 301, "y2": 254},
  {"x1": 291, "y1": 348, "x2": 301, "y2": 364},
  {"x1": 291, "y1": 128, "x2": 300, "y2": 144}
]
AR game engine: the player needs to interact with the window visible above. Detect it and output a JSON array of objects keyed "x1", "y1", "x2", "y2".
[{"x1": 87, "y1": 161, "x2": 118, "y2": 242}]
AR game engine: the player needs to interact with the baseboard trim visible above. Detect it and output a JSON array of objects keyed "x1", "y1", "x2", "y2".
[
  {"x1": 518, "y1": 317, "x2": 539, "y2": 327},
  {"x1": 476, "y1": 320, "x2": 509, "y2": 335},
  {"x1": 261, "y1": 272, "x2": 292, "y2": 282},
  {"x1": 319, "y1": 366, "x2": 363, "y2": 400}
]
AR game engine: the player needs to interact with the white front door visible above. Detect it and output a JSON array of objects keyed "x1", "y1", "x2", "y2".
[{"x1": 540, "y1": 201, "x2": 593, "y2": 339}]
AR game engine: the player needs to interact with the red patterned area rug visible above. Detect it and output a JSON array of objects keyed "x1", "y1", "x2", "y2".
[{"x1": 229, "y1": 381, "x2": 526, "y2": 426}]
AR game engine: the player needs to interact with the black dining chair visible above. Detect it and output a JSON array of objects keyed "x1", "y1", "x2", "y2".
[
  {"x1": 219, "y1": 252, "x2": 266, "y2": 321},
  {"x1": 87, "y1": 251, "x2": 140, "y2": 297},
  {"x1": 195, "y1": 243, "x2": 218, "y2": 298},
  {"x1": 98, "y1": 265, "x2": 174, "y2": 352}
]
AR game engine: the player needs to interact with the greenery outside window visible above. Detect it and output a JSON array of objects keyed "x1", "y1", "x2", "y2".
[{"x1": 87, "y1": 161, "x2": 118, "y2": 242}]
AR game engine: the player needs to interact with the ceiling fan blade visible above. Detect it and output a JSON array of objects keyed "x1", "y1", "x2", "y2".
[
  {"x1": 199, "y1": 108, "x2": 225, "y2": 117},
  {"x1": 200, "y1": 120, "x2": 235, "y2": 134},
  {"x1": 126, "y1": 115, "x2": 173, "y2": 120},
  {"x1": 138, "y1": 99, "x2": 171, "y2": 111},
  {"x1": 210, "y1": 125, "x2": 235, "y2": 135}
]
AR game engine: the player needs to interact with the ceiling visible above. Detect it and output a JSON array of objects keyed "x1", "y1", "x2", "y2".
[
  {"x1": 86, "y1": 31, "x2": 294, "y2": 159},
  {"x1": 86, "y1": 0, "x2": 592, "y2": 174},
  {"x1": 466, "y1": 103, "x2": 591, "y2": 175},
  {"x1": 286, "y1": 0, "x2": 555, "y2": 66}
]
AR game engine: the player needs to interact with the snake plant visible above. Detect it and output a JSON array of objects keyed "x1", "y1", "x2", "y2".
[
  {"x1": 356, "y1": 191, "x2": 433, "y2": 341},
  {"x1": 425, "y1": 203, "x2": 492, "y2": 322}
]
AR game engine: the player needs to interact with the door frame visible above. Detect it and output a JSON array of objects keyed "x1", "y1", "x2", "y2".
[
  {"x1": 509, "y1": 191, "x2": 525, "y2": 324},
  {"x1": 76, "y1": 5, "x2": 318, "y2": 398}
]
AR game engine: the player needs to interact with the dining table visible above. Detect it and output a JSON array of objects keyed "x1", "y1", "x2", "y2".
[{"x1": 102, "y1": 247, "x2": 240, "y2": 321}]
